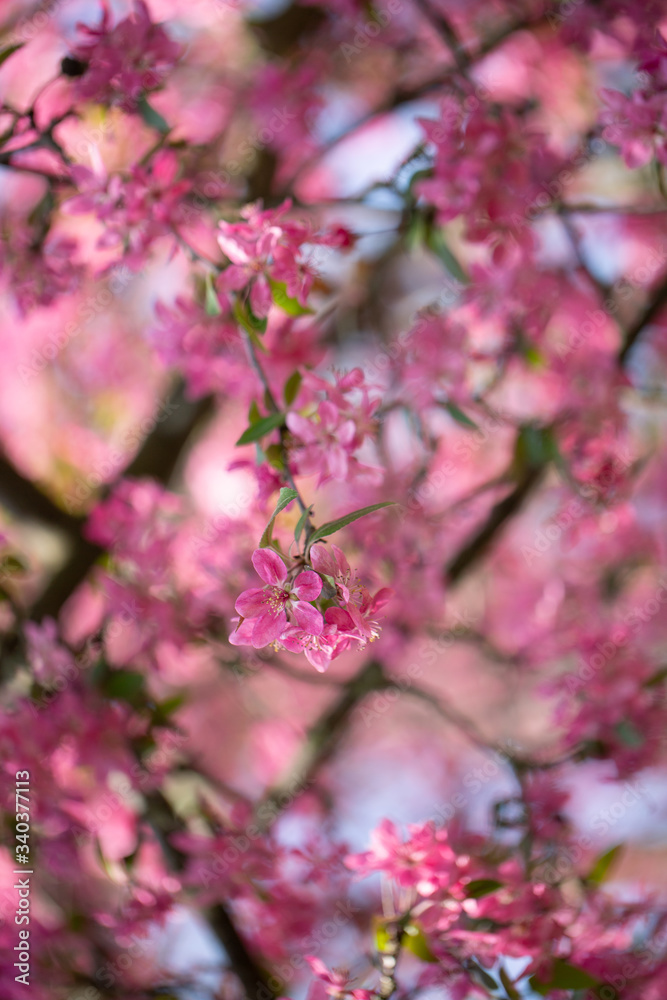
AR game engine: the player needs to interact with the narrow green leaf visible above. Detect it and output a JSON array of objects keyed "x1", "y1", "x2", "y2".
[
  {"x1": 443, "y1": 400, "x2": 479, "y2": 429},
  {"x1": 530, "y1": 959, "x2": 600, "y2": 995},
  {"x1": 587, "y1": 844, "x2": 623, "y2": 885},
  {"x1": 499, "y1": 966, "x2": 520, "y2": 1000},
  {"x1": 264, "y1": 443, "x2": 285, "y2": 471},
  {"x1": 248, "y1": 400, "x2": 261, "y2": 424},
  {"x1": 268, "y1": 278, "x2": 312, "y2": 316},
  {"x1": 427, "y1": 228, "x2": 469, "y2": 284},
  {"x1": 307, "y1": 502, "x2": 395, "y2": 547},
  {"x1": 259, "y1": 487, "x2": 299, "y2": 548},
  {"x1": 644, "y1": 666, "x2": 667, "y2": 688},
  {"x1": 137, "y1": 96, "x2": 170, "y2": 134},
  {"x1": 151, "y1": 695, "x2": 185, "y2": 726},
  {"x1": 0, "y1": 44, "x2": 24, "y2": 68},
  {"x1": 468, "y1": 960, "x2": 498, "y2": 992},
  {"x1": 236, "y1": 412, "x2": 285, "y2": 446},
  {"x1": 233, "y1": 296, "x2": 267, "y2": 334},
  {"x1": 402, "y1": 925, "x2": 437, "y2": 963},
  {"x1": 284, "y1": 370, "x2": 302, "y2": 406},
  {"x1": 94, "y1": 836, "x2": 114, "y2": 878},
  {"x1": 614, "y1": 719, "x2": 644, "y2": 748},
  {"x1": 204, "y1": 272, "x2": 222, "y2": 316},
  {"x1": 103, "y1": 669, "x2": 146, "y2": 703},
  {"x1": 465, "y1": 878, "x2": 503, "y2": 898},
  {"x1": 294, "y1": 505, "x2": 313, "y2": 545},
  {"x1": 375, "y1": 923, "x2": 391, "y2": 953}
]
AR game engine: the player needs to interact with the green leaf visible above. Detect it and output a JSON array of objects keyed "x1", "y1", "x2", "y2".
[
  {"x1": 234, "y1": 296, "x2": 268, "y2": 334},
  {"x1": 294, "y1": 505, "x2": 313, "y2": 545},
  {"x1": 0, "y1": 43, "x2": 24, "y2": 68},
  {"x1": 499, "y1": 966, "x2": 520, "y2": 1000},
  {"x1": 268, "y1": 278, "x2": 312, "y2": 316},
  {"x1": 403, "y1": 925, "x2": 437, "y2": 963},
  {"x1": 259, "y1": 487, "x2": 299, "y2": 548},
  {"x1": 264, "y1": 443, "x2": 285, "y2": 471},
  {"x1": 0, "y1": 553, "x2": 28, "y2": 575},
  {"x1": 443, "y1": 400, "x2": 479, "y2": 429},
  {"x1": 644, "y1": 666, "x2": 667, "y2": 688},
  {"x1": 614, "y1": 719, "x2": 644, "y2": 748},
  {"x1": 204, "y1": 272, "x2": 222, "y2": 316},
  {"x1": 587, "y1": 844, "x2": 623, "y2": 885},
  {"x1": 137, "y1": 96, "x2": 170, "y2": 134},
  {"x1": 524, "y1": 345, "x2": 544, "y2": 367},
  {"x1": 236, "y1": 412, "x2": 285, "y2": 446},
  {"x1": 103, "y1": 670, "x2": 146, "y2": 704},
  {"x1": 375, "y1": 922, "x2": 391, "y2": 953},
  {"x1": 529, "y1": 960, "x2": 600, "y2": 995},
  {"x1": 233, "y1": 298, "x2": 268, "y2": 351},
  {"x1": 248, "y1": 400, "x2": 261, "y2": 424},
  {"x1": 465, "y1": 878, "x2": 503, "y2": 898},
  {"x1": 426, "y1": 228, "x2": 469, "y2": 284},
  {"x1": 151, "y1": 695, "x2": 185, "y2": 728},
  {"x1": 468, "y1": 960, "x2": 498, "y2": 992},
  {"x1": 94, "y1": 836, "x2": 114, "y2": 878},
  {"x1": 514, "y1": 424, "x2": 556, "y2": 471},
  {"x1": 284, "y1": 370, "x2": 302, "y2": 406},
  {"x1": 307, "y1": 502, "x2": 395, "y2": 548}
]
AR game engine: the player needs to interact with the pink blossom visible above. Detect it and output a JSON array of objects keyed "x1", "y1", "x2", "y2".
[
  {"x1": 231, "y1": 548, "x2": 323, "y2": 648},
  {"x1": 67, "y1": 0, "x2": 182, "y2": 111},
  {"x1": 600, "y1": 88, "x2": 667, "y2": 168}
]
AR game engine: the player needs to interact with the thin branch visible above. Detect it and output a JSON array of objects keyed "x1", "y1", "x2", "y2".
[
  {"x1": 444, "y1": 460, "x2": 545, "y2": 584},
  {"x1": 618, "y1": 275, "x2": 667, "y2": 366},
  {"x1": 253, "y1": 659, "x2": 390, "y2": 831},
  {"x1": 144, "y1": 789, "x2": 276, "y2": 1000},
  {"x1": 283, "y1": 8, "x2": 551, "y2": 193},
  {"x1": 30, "y1": 387, "x2": 215, "y2": 621},
  {"x1": 239, "y1": 326, "x2": 314, "y2": 533},
  {"x1": 411, "y1": 0, "x2": 467, "y2": 71}
]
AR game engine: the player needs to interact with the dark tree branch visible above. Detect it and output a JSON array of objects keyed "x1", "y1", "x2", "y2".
[
  {"x1": 145, "y1": 789, "x2": 275, "y2": 1000},
  {"x1": 4, "y1": 387, "x2": 215, "y2": 622},
  {"x1": 444, "y1": 462, "x2": 545, "y2": 584},
  {"x1": 618, "y1": 276, "x2": 667, "y2": 366},
  {"x1": 254, "y1": 659, "x2": 390, "y2": 831}
]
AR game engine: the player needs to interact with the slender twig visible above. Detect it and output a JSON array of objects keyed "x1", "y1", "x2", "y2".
[
  {"x1": 411, "y1": 0, "x2": 467, "y2": 71},
  {"x1": 238, "y1": 326, "x2": 314, "y2": 536},
  {"x1": 618, "y1": 276, "x2": 667, "y2": 366}
]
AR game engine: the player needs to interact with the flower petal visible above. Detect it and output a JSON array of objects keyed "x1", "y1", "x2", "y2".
[
  {"x1": 251, "y1": 610, "x2": 286, "y2": 647},
  {"x1": 293, "y1": 601, "x2": 323, "y2": 635},
  {"x1": 294, "y1": 570, "x2": 322, "y2": 601},
  {"x1": 252, "y1": 548, "x2": 287, "y2": 586},
  {"x1": 235, "y1": 587, "x2": 267, "y2": 618}
]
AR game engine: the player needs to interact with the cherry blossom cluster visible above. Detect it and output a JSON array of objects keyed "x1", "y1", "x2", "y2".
[
  {"x1": 230, "y1": 544, "x2": 392, "y2": 671},
  {"x1": 63, "y1": 0, "x2": 182, "y2": 110},
  {"x1": 216, "y1": 200, "x2": 353, "y2": 318},
  {"x1": 286, "y1": 369, "x2": 381, "y2": 485}
]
